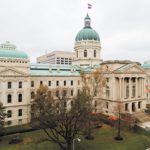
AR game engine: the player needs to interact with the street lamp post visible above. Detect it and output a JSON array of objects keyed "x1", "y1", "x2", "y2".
[{"x1": 73, "y1": 138, "x2": 81, "y2": 150}]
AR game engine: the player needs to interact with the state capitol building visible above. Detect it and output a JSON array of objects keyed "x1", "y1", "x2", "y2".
[{"x1": 0, "y1": 14, "x2": 150, "y2": 127}]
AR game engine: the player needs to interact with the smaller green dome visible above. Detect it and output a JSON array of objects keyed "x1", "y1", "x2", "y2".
[
  {"x1": 0, "y1": 41, "x2": 28, "y2": 59},
  {"x1": 0, "y1": 49, "x2": 29, "y2": 59}
]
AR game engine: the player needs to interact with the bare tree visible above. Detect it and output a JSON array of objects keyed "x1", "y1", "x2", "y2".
[
  {"x1": 0, "y1": 102, "x2": 6, "y2": 140},
  {"x1": 31, "y1": 84, "x2": 92, "y2": 150},
  {"x1": 80, "y1": 68, "x2": 106, "y2": 139}
]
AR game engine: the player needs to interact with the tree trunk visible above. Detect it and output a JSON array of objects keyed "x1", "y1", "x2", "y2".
[{"x1": 66, "y1": 141, "x2": 72, "y2": 150}]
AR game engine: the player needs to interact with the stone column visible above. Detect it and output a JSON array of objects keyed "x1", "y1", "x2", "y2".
[
  {"x1": 141, "y1": 78, "x2": 143, "y2": 98},
  {"x1": 129, "y1": 78, "x2": 132, "y2": 99},
  {"x1": 122, "y1": 78, "x2": 124, "y2": 99},
  {"x1": 135, "y1": 77, "x2": 138, "y2": 98},
  {"x1": 135, "y1": 102, "x2": 138, "y2": 112},
  {"x1": 119, "y1": 78, "x2": 122, "y2": 99},
  {"x1": 128, "y1": 103, "x2": 132, "y2": 113},
  {"x1": 139, "y1": 78, "x2": 141, "y2": 98},
  {"x1": 143, "y1": 78, "x2": 146, "y2": 98}
]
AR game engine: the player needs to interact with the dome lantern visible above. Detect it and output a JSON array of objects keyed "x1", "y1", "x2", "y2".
[{"x1": 84, "y1": 13, "x2": 91, "y2": 28}]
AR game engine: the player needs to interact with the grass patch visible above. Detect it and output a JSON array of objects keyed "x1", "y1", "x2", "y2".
[{"x1": 0, "y1": 125, "x2": 150, "y2": 150}]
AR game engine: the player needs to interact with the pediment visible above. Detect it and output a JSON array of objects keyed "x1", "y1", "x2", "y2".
[
  {"x1": 124, "y1": 65, "x2": 145, "y2": 74},
  {"x1": 0, "y1": 68, "x2": 28, "y2": 77}
]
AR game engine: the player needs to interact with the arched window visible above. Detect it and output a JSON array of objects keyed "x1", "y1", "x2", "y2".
[
  {"x1": 94, "y1": 50, "x2": 96, "y2": 57},
  {"x1": 7, "y1": 94, "x2": 12, "y2": 103},
  {"x1": 84, "y1": 50, "x2": 87, "y2": 57},
  {"x1": 18, "y1": 94, "x2": 22, "y2": 102}
]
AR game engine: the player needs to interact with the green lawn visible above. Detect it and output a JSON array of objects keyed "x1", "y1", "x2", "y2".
[{"x1": 0, "y1": 125, "x2": 150, "y2": 150}]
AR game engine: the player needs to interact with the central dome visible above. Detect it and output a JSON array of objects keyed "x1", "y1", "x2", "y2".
[
  {"x1": 75, "y1": 14, "x2": 100, "y2": 42},
  {"x1": 75, "y1": 27, "x2": 100, "y2": 41}
]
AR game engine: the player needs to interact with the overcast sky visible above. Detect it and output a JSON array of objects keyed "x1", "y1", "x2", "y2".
[{"x1": 0, "y1": 0, "x2": 150, "y2": 63}]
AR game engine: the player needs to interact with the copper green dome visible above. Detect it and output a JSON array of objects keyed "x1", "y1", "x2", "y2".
[
  {"x1": 0, "y1": 41, "x2": 29, "y2": 59},
  {"x1": 75, "y1": 14, "x2": 100, "y2": 42}
]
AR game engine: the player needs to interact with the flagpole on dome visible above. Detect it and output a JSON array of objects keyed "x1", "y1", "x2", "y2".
[{"x1": 87, "y1": 3, "x2": 92, "y2": 16}]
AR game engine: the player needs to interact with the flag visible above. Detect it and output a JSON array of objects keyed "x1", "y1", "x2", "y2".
[{"x1": 88, "y1": 3, "x2": 92, "y2": 9}]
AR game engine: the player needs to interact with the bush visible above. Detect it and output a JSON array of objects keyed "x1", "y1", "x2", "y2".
[
  {"x1": 5, "y1": 124, "x2": 36, "y2": 135},
  {"x1": 8, "y1": 133, "x2": 23, "y2": 144}
]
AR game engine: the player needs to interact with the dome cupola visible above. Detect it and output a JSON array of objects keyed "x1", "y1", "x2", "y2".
[{"x1": 73, "y1": 14, "x2": 102, "y2": 67}]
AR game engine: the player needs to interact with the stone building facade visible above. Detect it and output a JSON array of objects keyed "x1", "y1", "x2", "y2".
[{"x1": 0, "y1": 14, "x2": 150, "y2": 127}]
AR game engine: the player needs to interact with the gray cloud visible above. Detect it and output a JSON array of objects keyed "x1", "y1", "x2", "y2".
[{"x1": 0, "y1": 0, "x2": 150, "y2": 63}]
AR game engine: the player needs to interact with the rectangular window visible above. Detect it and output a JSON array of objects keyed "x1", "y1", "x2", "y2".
[
  {"x1": 7, "y1": 110, "x2": 12, "y2": 118},
  {"x1": 48, "y1": 81, "x2": 51, "y2": 86},
  {"x1": 56, "y1": 81, "x2": 59, "y2": 86},
  {"x1": 18, "y1": 94, "x2": 22, "y2": 102},
  {"x1": 7, "y1": 121, "x2": 12, "y2": 126},
  {"x1": 63, "y1": 90, "x2": 67, "y2": 97},
  {"x1": 56, "y1": 90, "x2": 59, "y2": 97},
  {"x1": 71, "y1": 90, "x2": 73, "y2": 96},
  {"x1": 71, "y1": 80, "x2": 73, "y2": 86},
  {"x1": 7, "y1": 94, "x2": 12, "y2": 103},
  {"x1": 31, "y1": 81, "x2": 34, "y2": 87},
  {"x1": 19, "y1": 81, "x2": 22, "y2": 88},
  {"x1": 64, "y1": 80, "x2": 66, "y2": 86},
  {"x1": 18, "y1": 109, "x2": 22, "y2": 116},
  {"x1": 8, "y1": 82, "x2": 12, "y2": 89},
  {"x1": 125, "y1": 103, "x2": 128, "y2": 111},
  {"x1": 40, "y1": 81, "x2": 43, "y2": 85},
  {"x1": 106, "y1": 102, "x2": 109, "y2": 109},
  {"x1": 64, "y1": 101, "x2": 67, "y2": 107},
  {"x1": 18, "y1": 119, "x2": 22, "y2": 125}
]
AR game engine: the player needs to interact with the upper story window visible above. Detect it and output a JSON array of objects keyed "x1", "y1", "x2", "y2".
[
  {"x1": 18, "y1": 94, "x2": 22, "y2": 102},
  {"x1": 40, "y1": 81, "x2": 43, "y2": 85},
  {"x1": 56, "y1": 81, "x2": 59, "y2": 86},
  {"x1": 71, "y1": 80, "x2": 73, "y2": 86},
  {"x1": 48, "y1": 81, "x2": 51, "y2": 86},
  {"x1": 8, "y1": 82, "x2": 12, "y2": 89},
  {"x1": 64, "y1": 80, "x2": 66, "y2": 86},
  {"x1": 94, "y1": 50, "x2": 96, "y2": 57},
  {"x1": 31, "y1": 81, "x2": 34, "y2": 87},
  {"x1": 19, "y1": 81, "x2": 22, "y2": 88},
  {"x1": 7, "y1": 94, "x2": 12, "y2": 103},
  {"x1": 84, "y1": 50, "x2": 87, "y2": 57}
]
